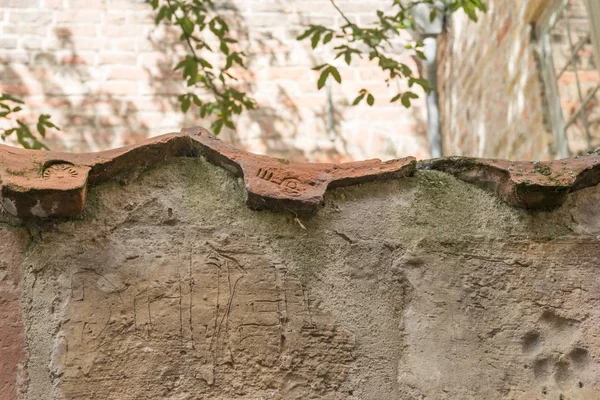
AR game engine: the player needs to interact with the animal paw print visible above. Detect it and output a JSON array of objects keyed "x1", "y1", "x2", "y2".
[{"x1": 522, "y1": 310, "x2": 594, "y2": 398}]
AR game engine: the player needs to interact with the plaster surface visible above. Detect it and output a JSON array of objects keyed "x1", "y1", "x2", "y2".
[{"x1": 1, "y1": 156, "x2": 600, "y2": 399}]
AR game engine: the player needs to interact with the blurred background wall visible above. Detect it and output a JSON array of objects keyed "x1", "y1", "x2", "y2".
[
  {"x1": 0, "y1": 0, "x2": 429, "y2": 162},
  {"x1": 2, "y1": 0, "x2": 600, "y2": 161}
]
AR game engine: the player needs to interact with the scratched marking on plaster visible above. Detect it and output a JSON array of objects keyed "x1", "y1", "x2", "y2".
[
  {"x1": 189, "y1": 246, "x2": 195, "y2": 350},
  {"x1": 205, "y1": 247, "x2": 246, "y2": 377},
  {"x1": 60, "y1": 235, "x2": 354, "y2": 399}
]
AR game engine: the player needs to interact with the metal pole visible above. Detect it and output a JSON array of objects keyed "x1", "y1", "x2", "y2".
[{"x1": 423, "y1": 36, "x2": 443, "y2": 158}]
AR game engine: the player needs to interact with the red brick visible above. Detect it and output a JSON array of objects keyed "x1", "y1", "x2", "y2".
[
  {"x1": 3, "y1": 0, "x2": 39, "y2": 8},
  {"x1": 0, "y1": 50, "x2": 29, "y2": 64},
  {"x1": 139, "y1": 80, "x2": 184, "y2": 95},
  {"x1": 68, "y1": 0, "x2": 107, "y2": 9},
  {"x1": 46, "y1": 95, "x2": 74, "y2": 108},
  {"x1": 32, "y1": 52, "x2": 57, "y2": 65},
  {"x1": 44, "y1": 0, "x2": 67, "y2": 8},
  {"x1": 107, "y1": 66, "x2": 150, "y2": 81},
  {"x1": 0, "y1": 38, "x2": 18, "y2": 50},
  {"x1": 358, "y1": 68, "x2": 390, "y2": 81},
  {"x1": 56, "y1": 10, "x2": 102, "y2": 23},
  {"x1": 559, "y1": 71, "x2": 600, "y2": 84},
  {"x1": 99, "y1": 52, "x2": 138, "y2": 65},
  {"x1": 21, "y1": 37, "x2": 44, "y2": 50},
  {"x1": 2, "y1": 24, "x2": 50, "y2": 35},
  {"x1": 8, "y1": 11, "x2": 52, "y2": 24},
  {"x1": 6, "y1": 65, "x2": 49, "y2": 81},
  {"x1": 109, "y1": 38, "x2": 137, "y2": 52},
  {"x1": 63, "y1": 113, "x2": 95, "y2": 126},
  {"x1": 104, "y1": 25, "x2": 150, "y2": 37},
  {"x1": 98, "y1": 81, "x2": 139, "y2": 96},
  {"x1": 125, "y1": 96, "x2": 174, "y2": 112},
  {"x1": 265, "y1": 67, "x2": 309, "y2": 80},
  {"x1": 54, "y1": 25, "x2": 97, "y2": 37},
  {"x1": 0, "y1": 81, "x2": 39, "y2": 95},
  {"x1": 127, "y1": 11, "x2": 154, "y2": 24},
  {"x1": 106, "y1": 12, "x2": 126, "y2": 24},
  {"x1": 286, "y1": 95, "x2": 326, "y2": 107},
  {"x1": 98, "y1": 114, "x2": 123, "y2": 127},
  {"x1": 59, "y1": 52, "x2": 96, "y2": 65},
  {"x1": 109, "y1": 0, "x2": 150, "y2": 10}
]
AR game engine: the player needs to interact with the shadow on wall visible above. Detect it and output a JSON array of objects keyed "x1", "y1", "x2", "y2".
[
  {"x1": 2, "y1": 0, "x2": 425, "y2": 161},
  {"x1": 7, "y1": 31, "x2": 147, "y2": 151},
  {"x1": 212, "y1": 0, "x2": 353, "y2": 162}
]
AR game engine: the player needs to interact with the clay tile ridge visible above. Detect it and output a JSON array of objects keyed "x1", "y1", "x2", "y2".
[
  {"x1": 0, "y1": 127, "x2": 415, "y2": 218},
  {"x1": 0, "y1": 126, "x2": 598, "y2": 219}
]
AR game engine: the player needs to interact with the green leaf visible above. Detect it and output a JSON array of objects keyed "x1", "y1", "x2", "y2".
[
  {"x1": 390, "y1": 94, "x2": 401, "y2": 103},
  {"x1": 37, "y1": 119, "x2": 46, "y2": 138},
  {"x1": 199, "y1": 58, "x2": 213, "y2": 69},
  {"x1": 0, "y1": 94, "x2": 24, "y2": 104},
  {"x1": 311, "y1": 30, "x2": 322, "y2": 49},
  {"x1": 296, "y1": 25, "x2": 317, "y2": 41},
  {"x1": 344, "y1": 51, "x2": 351, "y2": 65},
  {"x1": 329, "y1": 66, "x2": 341, "y2": 84},
  {"x1": 317, "y1": 68, "x2": 329, "y2": 90},
  {"x1": 174, "y1": 59, "x2": 187, "y2": 71},
  {"x1": 400, "y1": 64, "x2": 412, "y2": 76},
  {"x1": 323, "y1": 32, "x2": 333, "y2": 44},
  {"x1": 212, "y1": 118, "x2": 224, "y2": 134},
  {"x1": 181, "y1": 97, "x2": 191, "y2": 112},
  {"x1": 352, "y1": 92, "x2": 366, "y2": 105},
  {"x1": 3, "y1": 128, "x2": 15, "y2": 137},
  {"x1": 401, "y1": 91, "x2": 419, "y2": 108},
  {"x1": 220, "y1": 40, "x2": 229, "y2": 55},
  {"x1": 429, "y1": 8, "x2": 437, "y2": 22},
  {"x1": 410, "y1": 77, "x2": 431, "y2": 91},
  {"x1": 155, "y1": 6, "x2": 166, "y2": 24},
  {"x1": 180, "y1": 16, "x2": 194, "y2": 35},
  {"x1": 312, "y1": 64, "x2": 327, "y2": 71},
  {"x1": 192, "y1": 94, "x2": 202, "y2": 106},
  {"x1": 209, "y1": 17, "x2": 227, "y2": 37},
  {"x1": 366, "y1": 93, "x2": 374, "y2": 106}
]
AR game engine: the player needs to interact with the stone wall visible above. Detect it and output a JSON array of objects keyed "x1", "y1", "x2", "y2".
[
  {"x1": 2, "y1": 131, "x2": 600, "y2": 399},
  {"x1": 437, "y1": 0, "x2": 555, "y2": 160},
  {"x1": 0, "y1": 0, "x2": 428, "y2": 161}
]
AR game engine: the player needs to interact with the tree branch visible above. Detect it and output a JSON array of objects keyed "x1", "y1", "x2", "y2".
[
  {"x1": 329, "y1": 0, "x2": 355, "y2": 27},
  {"x1": 165, "y1": 0, "x2": 222, "y2": 97}
]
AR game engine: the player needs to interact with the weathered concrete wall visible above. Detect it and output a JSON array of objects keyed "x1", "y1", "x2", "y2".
[{"x1": 2, "y1": 152, "x2": 600, "y2": 399}]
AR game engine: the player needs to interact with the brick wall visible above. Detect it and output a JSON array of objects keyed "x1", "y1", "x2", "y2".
[
  {"x1": 437, "y1": 0, "x2": 555, "y2": 161},
  {"x1": 0, "y1": 0, "x2": 429, "y2": 162}
]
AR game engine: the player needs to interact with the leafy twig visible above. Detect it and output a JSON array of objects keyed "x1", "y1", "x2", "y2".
[
  {"x1": 0, "y1": 94, "x2": 59, "y2": 149},
  {"x1": 148, "y1": 0, "x2": 256, "y2": 134},
  {"x1": 298, "y1": 0, "x2": 486, "y2": 108}
]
